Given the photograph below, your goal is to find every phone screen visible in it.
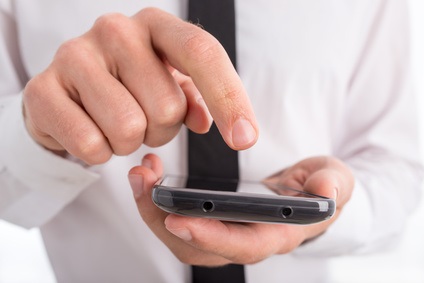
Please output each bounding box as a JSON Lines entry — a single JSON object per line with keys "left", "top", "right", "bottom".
{"left": 159, "top": 175, "right": 326, "bottom": 199}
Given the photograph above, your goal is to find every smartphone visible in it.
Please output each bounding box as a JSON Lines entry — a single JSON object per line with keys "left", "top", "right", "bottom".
{"left": 152, "top": 175, "right": 335, "bottom": 225}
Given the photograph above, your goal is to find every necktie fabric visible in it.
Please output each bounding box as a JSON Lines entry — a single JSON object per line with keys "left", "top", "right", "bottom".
{"left": 187, "top": 1, "right": 246, "bottom": 283}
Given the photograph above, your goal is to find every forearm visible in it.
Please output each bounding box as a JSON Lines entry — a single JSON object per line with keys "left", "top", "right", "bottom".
{"left": 0, "top": 94, "right": 99, "bottom": 228}
{"left": 0, "top": 4, "right": 100, "bottom": 228}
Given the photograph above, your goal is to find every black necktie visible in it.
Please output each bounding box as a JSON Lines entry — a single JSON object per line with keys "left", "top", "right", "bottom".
{"left": 187, "top": 1, "right": 245, "bottom": 283}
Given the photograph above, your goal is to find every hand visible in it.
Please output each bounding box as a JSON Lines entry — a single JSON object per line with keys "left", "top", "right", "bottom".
{"left": 128, "top": 154, "right": 354, "bottom": 266}
{"left": 23, "top": 8, "right": 258, "bottom": 165}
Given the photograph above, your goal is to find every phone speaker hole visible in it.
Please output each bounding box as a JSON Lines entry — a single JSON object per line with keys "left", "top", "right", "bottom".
{"left": 281, "top": 207, "right": 293, "bottom": 218}
{"left": 202, "top": 201, "right": 215, "bottom": 212}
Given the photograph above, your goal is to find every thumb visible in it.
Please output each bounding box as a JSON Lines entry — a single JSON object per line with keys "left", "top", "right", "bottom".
{"left": 303, "top": 168, "right": 349, "bottom": 207}
{"left": 128, "top": 153, "right": 163, "bottom": 200}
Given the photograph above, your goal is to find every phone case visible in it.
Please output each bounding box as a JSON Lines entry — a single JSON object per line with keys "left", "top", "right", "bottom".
{"left": 152, "top": 176, "right": 335, "bottom": 225}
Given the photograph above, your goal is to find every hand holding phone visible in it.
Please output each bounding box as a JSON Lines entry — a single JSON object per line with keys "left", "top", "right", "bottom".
{"left": 129, "top": 154, "right": 354, "bottom": 266}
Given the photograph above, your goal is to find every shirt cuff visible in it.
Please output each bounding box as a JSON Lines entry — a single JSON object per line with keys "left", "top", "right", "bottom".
{"left": 0, "top": 94, "right": 99, "bottom": 228}
{"left": 292, "top": 179, "right": 374, "bottom": 257}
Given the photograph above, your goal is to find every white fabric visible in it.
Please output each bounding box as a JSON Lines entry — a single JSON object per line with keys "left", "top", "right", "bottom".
{"left": 0, "top": 1, "right": 422, "bottom": 282}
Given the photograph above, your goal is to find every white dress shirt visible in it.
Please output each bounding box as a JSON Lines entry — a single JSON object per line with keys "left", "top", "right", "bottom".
{"left": 0, "top": 1, "right": 422, "bottom": 282}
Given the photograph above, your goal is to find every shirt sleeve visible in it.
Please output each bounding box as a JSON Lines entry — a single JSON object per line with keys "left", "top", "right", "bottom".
{"left": 0, "top": 3, "right": 99, "bottom": 229}
{"left": 294, "top": 0, "right": 424, "bottom": 256}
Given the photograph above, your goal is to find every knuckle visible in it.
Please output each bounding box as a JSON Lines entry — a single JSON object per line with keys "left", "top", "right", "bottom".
{"left": 54, "top": 38, "right": 97, "bottom": 82}
{"left": 92, "top": 13, "right": 136, "bottom": 50}
{"left": 55, "top": 38, "right": 89, "bottom": 65}
{"left": 86, "top": 155, "right": 112, "bottom": 166}
{"left": 23, "top": 75, "right": 42, "bottom": 105}
{"left": 158, "top": 103, "right": 186, "bottom": 128}
{"left": 111, "top": 117, "right": 146, "bottom": 155}
{"left": 94, "top": 13, "right": 130, "bottom": 33}
{"left": 182, "top": 31, "right": 223, "bottom": 64}
{"left": 276, "top": 244, "right": 297, "bottom": 256}
{"left": 174, "top": 253, "right": 194, "bottom": 265}
{"left": 115, "top": 113, "right": 146, "bottom": 142}
{"left": 137, "top": 7, "right": 163, "bottom": 20}
{"left": 229, "top": 250, "right": 262, "bottom": 265}
{"left": 72, "top": 133, "right": 110, "bottom": 165}
{"left": 213, "top": 84, "right": 242, "bottom": 109}
{"left": 155, "top": 98, "right": 186, "bottom": 128}
{"left": 76, "top": 136, "right": 103, "bottom": 158}
{"left": 107, "top": 113, "right": 147, "bottom": 155}
{"left": 173, "top": 252, "right": 223, "bottom": 266}
{"left": 23, "top": 72, "right": 56, "bottom": 114}
{"left": 143, "top": 128, "right": 179, "bottom": 148}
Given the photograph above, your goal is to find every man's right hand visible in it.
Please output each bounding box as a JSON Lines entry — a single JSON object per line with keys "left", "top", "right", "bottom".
{"left": 23, "top": 8, "right": 258, "bottom": 165}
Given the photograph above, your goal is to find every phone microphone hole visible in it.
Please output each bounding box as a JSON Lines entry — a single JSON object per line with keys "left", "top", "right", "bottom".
{"left": 202, "top": 201, "right": 215, "bottom": 212}
{"left": 281, "top": 207, "right": 293, "bottom": 218}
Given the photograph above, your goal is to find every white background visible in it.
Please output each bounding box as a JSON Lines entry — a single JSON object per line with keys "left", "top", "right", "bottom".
{"left": 1, "top": 1, "right": 424, "bottom": 282}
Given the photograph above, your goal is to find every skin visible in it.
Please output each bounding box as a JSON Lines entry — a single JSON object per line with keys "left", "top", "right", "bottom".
{"left": 128, "top": 154, "right": 354, "bottom": 266}
{"left": 23, "top": 8, "right": 258, "bottom": 165}
{"left": 22, "top": 7, "right": 354, "bottom": 266}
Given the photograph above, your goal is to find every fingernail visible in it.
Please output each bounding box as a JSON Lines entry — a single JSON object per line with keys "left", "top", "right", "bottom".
{"left": 196, "top": 97, "right": 207, "bottom": 107}
{"left": 232, "top": 118, "right": 257, "bottom": 148}
{"left": 333, "top": 187, "right": 339, "bottom": 200}
{"left": 128, "top": 174, "right": 143, "bottom": 199}
{"left": 142, "top": 157, "right": 152, "bottom": 169}
{"left": 167, "top": 227, "right": 192, "bottom": 242}
{"left": 197, "top": 97, "right": 213, "bottom": 125}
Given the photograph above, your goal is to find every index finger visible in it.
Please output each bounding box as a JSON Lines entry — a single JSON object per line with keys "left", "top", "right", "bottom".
{"left": 164, "top": 215, "right": 304, "bottom": 264}
{"left": 132, "top": 8, "right": 258, "bottom": 150}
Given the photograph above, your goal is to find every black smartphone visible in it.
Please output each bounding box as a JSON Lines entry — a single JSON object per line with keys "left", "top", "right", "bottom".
{"left": 152, "top": 175, "right": 336, "bottom": 225}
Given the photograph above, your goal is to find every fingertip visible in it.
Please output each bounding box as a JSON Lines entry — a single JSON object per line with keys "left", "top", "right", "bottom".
{"left": 184, "top": 92, "right": 214, "bottom": 134}
{"left": 142, "top": 153, "right": 164, "bottom": 177}
{"left": 231, "top": 118, "right": 258, "bottom": 150}
{"left": 142, "top": 153, "right": 159, "bottom": 163}
{"left": 333, "top": 187, "right": 339, "bottom": 200}
{"left": 164, "top": 214, "right": 193, "bottom": 242}
{"left": 303, "top": 169, "right": 341, "bottom": 200}
{"left": 127, "top": 164, "right": 146, "bottom": 176}
{"left": 127, "top": 164, "right": 159, "bottom": 200}
{"left": 128, "top": 173, "right": 144, "bottom": 199}
{"left": 141, "top": 156, "right": 153, "bottom": 169}
{"left": 165, "top": 214, "right": 221, "bottom": 243}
